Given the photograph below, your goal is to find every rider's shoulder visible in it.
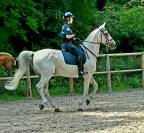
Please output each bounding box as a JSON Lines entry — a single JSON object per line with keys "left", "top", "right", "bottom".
{"left": 62, "top": 23, "right": 70, "bottom": 30}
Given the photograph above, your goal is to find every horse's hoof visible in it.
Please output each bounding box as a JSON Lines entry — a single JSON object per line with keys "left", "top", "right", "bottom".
{"left": 86, "top": 99, "right": 90, "bottom": 105}
{"left": 78, "top": 108, "right": 84, "bottom": 112}
{"left": 39, "top": 104, "right": 44, "bottom": 110}
{"left": 55, "top": 108, "right": 62, "bottom": 112}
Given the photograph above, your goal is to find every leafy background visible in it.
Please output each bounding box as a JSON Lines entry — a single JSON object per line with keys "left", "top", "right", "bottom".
{"left": 0, "top": 0, "right": 144, "bottom": 55}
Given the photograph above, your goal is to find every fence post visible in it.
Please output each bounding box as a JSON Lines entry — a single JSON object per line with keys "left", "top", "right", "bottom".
{"left": 142, "top": 53, "right": 144, "bottom": 88}
{"left": 69, "top": 78, "right": 74, "bottom": 95}
{"left": 26, "top": 67, "right": 32, "bottom": 98}
{"left": 106, "top": 54, "right": 112, "bottom": 92}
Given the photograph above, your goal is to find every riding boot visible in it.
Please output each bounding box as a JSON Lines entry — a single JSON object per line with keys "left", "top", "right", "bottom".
{"left": 78, "top": 63, "right": 85, "bottom": 77}
{"left": 78, "top": 68, "right": 84, "bottom": 77}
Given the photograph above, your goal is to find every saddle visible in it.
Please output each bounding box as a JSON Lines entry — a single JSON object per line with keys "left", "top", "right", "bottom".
{"left": 62, "top": 46, "right": 87, "bottom": 66}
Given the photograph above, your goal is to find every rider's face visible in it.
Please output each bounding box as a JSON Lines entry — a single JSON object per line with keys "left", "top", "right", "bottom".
{"left": 67, "top": 17, "right": 73, "bottom": 24}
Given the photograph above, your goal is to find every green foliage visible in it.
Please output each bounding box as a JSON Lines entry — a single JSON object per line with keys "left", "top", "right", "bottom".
{"left": 0, "top": 0, "right": 42, "bottom": 53}
{"left": 96, "top": 55, "right": 142, "bottom": 92}
{"left": 26, "top": 17, "right": 39, "bottom": 33}
{"left": 49, "top": 77, "right": 70, "bottom": 95}
{"left": 120, "top": 6, "right": 144, "bottom": 33}
{"left": 112, "top": 73, "right": 142, "bottom": 91}
{"left": 110, "top": 56, "right": 141, "bottom": 70}
{"left": 0, "top": 0, "right": 143, "bottom": 52}
{"left": 108, "top": 0, "right": 130, "bottom": 5}
{"left": 117, "top": 6, "right": 144, "bottom": 51}
{"left": 95, "top": 3, "right": 144, "bottom": 52}
{"left": 16, "top": 80, "right": 28, "bottom": 96}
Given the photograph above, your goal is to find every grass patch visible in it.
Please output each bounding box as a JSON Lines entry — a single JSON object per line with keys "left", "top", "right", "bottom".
{"left": 0, "top": 94, "right": 24, "bottom": 101}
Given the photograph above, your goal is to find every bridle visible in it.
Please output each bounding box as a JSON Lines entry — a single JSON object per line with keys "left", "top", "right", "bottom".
{"left": 82, "top": 29, "right": 114, "bottom": 58}
{"left": 99, "top": 29, "right": 114, "bottom": 47}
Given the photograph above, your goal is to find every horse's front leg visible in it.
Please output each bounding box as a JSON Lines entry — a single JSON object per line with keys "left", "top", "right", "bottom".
{"left": 90, "top": 76, "right": 98, "bottom": 99}
{"left": 78, "top": 74, "right": 92, "bottom": 111}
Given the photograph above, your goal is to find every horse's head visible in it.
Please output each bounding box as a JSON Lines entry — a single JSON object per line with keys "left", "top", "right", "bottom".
{"left": 98, "top": 22, "right": 116, "bottom": 50}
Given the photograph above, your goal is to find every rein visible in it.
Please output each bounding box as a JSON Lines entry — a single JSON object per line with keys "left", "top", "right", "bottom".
{"left": 81, "top": 33, "right": 102, "bottom": 59}
{"left": 84, "top": 40, "right": 100, "bottom": 45}
{"left": 81, "top": 43, "right": 98, "bottom": 58}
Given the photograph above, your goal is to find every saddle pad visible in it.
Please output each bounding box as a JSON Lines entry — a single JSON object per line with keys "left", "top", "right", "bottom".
{"left": 62, "top": 51, "right": 77, "bottom": 65}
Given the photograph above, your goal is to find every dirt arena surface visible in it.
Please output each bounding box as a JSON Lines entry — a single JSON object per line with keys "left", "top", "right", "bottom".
{"left": 0, "top": 89, "right": 144, "bottom": 133}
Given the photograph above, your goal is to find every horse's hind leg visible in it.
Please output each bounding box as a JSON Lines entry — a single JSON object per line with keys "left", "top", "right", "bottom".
{"left": 36, "top": 78, "right": 48, "bottom": 110}
{"left": 35, "top": 75, "right": 53, "bottom": 110}
{"left": 90, "top": 76, "right": 98, "bottom": 99}
{"left": 43, "top": 83, "right": 61, "bottom": 112}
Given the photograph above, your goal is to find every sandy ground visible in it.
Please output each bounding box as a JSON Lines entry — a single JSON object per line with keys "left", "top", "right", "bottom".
{"left": 1, "top": 90, "right": 144, "bottom": 133}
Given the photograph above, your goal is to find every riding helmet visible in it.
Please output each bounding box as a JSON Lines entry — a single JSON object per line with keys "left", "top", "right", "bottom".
{"left": 63, "top": 12, "right": 74, "bottom": 19}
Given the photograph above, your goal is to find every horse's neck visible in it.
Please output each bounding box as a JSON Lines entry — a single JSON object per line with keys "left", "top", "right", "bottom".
{"left": 85, "top": 43, "right": 100, "bottom": 57}
{"left": 84, "top": 31, "right": 101, "bottom": 58}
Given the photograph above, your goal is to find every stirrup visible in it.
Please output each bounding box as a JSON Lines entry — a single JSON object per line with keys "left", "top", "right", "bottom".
{"left": 78, "top": 70, "right": 86, "bottom": 77}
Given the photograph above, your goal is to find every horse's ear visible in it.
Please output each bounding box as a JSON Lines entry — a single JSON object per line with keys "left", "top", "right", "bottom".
{"left": 99, "top": 22, "right": 106, "bottom": 29}
{"left": 103, "top": 22, "right": 106, "bottom": 27}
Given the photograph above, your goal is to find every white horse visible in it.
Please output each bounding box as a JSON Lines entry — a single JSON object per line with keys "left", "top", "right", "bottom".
{"left": 5, "top": 23, "right": 116, "bottom": 111}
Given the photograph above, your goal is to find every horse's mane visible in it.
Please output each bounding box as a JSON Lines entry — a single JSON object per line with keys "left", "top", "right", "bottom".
{"left": 85, "top": 28, "right": 99, "bottom": 42}
{"left": 0, "top": 52, "right": 13, "bottom": 57}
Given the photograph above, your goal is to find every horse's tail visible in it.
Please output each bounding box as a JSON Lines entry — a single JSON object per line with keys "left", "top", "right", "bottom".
{"left": 5, "top": 51, "right": 34, "bottom": 90}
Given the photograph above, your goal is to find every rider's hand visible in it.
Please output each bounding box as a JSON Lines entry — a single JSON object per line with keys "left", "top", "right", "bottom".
{"left": 72, "top": 37, "right": 81, "bottom": 44}
{"left": 73, "top": 33, "right": 76, "bottom": 38}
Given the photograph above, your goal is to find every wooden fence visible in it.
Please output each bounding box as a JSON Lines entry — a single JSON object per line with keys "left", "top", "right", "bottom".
{"left": 98, "top": 52, "right": 144, "bottom": 91}
{"left": 0, "top": 52, "right": 144, "bottom": 97}
{"left": 69, "top": 52, "right": 144, "bottom": 94}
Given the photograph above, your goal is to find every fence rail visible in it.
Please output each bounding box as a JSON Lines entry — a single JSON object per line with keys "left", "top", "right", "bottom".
{"left": 96, "top": 52, "right": 144, "bottom": 93}
{"left": 1, "top": 52, "right": 144, "bottom": 97}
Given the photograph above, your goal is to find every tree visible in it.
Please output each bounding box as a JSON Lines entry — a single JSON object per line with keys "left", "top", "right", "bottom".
{"left": 0, "top": 0, "right": 42, "bottom": 54}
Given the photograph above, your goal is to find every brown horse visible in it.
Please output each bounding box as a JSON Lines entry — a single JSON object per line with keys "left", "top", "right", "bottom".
{"left": 0, "top": 52, "right": 16, "bottom": 76}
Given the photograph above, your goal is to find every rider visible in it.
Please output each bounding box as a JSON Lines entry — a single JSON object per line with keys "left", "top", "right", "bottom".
{"left": 60, "top": 12, "right": 84, "bottom": 76}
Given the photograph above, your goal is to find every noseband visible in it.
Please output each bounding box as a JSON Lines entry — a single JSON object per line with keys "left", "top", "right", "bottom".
{"left": 99, "top": 29, "right": 113, "bottom": 48}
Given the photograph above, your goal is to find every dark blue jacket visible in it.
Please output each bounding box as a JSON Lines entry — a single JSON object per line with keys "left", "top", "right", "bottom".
{"left": 60, "top": 23, "right": 74, "bottom": 45}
